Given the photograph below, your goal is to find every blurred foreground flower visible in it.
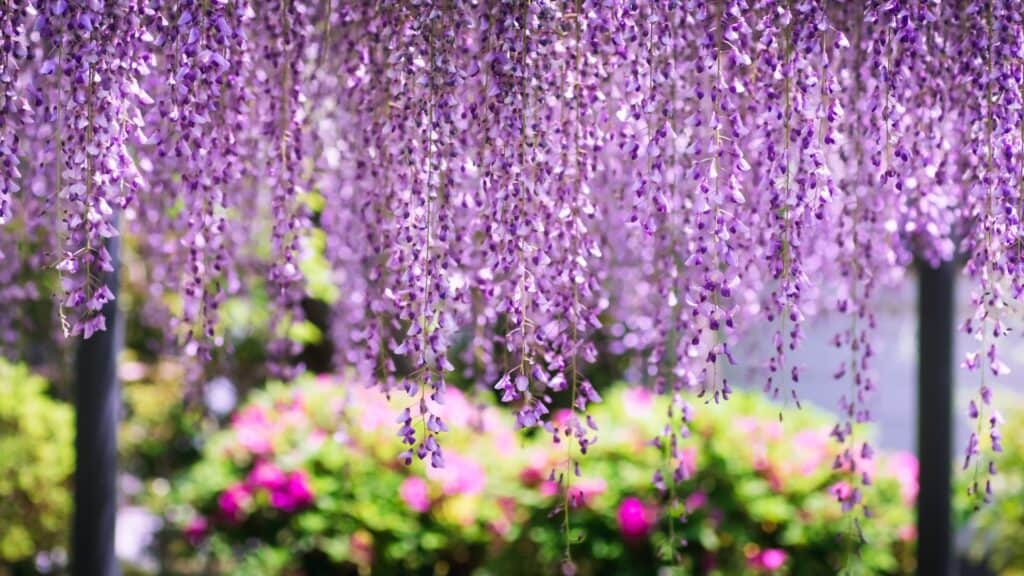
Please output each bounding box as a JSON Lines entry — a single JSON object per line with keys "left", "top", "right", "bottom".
{"left": 617, "top": 497, "right": 655, "bottom": 540}
{"left": 748, "top": 547, "right": 788, "bottom": 571}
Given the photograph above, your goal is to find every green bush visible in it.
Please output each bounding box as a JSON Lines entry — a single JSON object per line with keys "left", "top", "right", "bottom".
{"left": 167, "top": 376, "right": 916, "bottom": 575}
{"left": 959, "top": 393, "right": 1024, "bottom": 575}
{"left": 0, "top": 361, "right": 74, "bottom": 566}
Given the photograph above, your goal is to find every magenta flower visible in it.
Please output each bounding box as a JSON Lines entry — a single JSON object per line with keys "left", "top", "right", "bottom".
{"left": 184, "top": 516, "right": 209, "bottom": 546}
{"left": 748, "top": 548, "right": 788, "bottom": 571}
{"left": 760, "top": 549, "right": 787, "bottom": 570}
{"left": 617, "top": 497, "right": 654, "bottom": 540}
{"left": 268, "top": 471, "right": 315, "bottom": 513}
{"left": 538, "top": 480, "right": 559, "bottom": 499}
{"left": 218, "top": 483, "right": 251, "bottom": 523}
{"left": 519, "top": 455, "right": 547, "bottom": 486}
{"left": 399, "top": 477, "right": 431, "bottom": 513}
{"left": 684, "top": 490, "right": 708, "bottom": 513}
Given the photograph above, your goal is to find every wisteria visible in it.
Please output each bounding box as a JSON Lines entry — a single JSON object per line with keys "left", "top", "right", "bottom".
{"left": 3, "top": 0, "right": 1024, "bottom": 560}
{"left": 34, "top": 1, "right": 146, "bottom": 339}
{"left": 0, "top": 0, "right": 29, "bottom": 229}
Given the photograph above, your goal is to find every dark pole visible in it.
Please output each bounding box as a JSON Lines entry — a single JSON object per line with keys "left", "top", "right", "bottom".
{"left": 73, "top": 227, "right": 121, "bottom": 576}
{"left": 916, "top": 260, "right": 955, "bottom": 576}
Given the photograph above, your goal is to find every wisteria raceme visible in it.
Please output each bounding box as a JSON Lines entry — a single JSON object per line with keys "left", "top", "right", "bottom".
{"left": 255, "top": 0, "right": 311, "bottom": 381}
{"left": 956, "top": 0, "right": 1024, "bottom": 506}
{"left": 0, "top": 0, "right": 30, "bottom": 230}
{"left": 0, "top": 1, "right": 34, "bottom": 350}
{"left": 137, "top": 0, "right": 253, "bottom": 360}
{"left": 316, "top": 4, "right": 399, "bottom": 381}
{"left": 38, "top": 0, "right": 147, "bottom": 339}
{"left": 6, "top": 0, "right": 1024, "bottom": 558}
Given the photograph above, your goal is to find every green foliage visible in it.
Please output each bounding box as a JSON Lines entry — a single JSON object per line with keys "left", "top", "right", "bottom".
{"left": 0, "top": 361, "right": 74, "bottom": 564}
{"left": 168, "top": 378, "right": 916, "bottom": 575}
{"left": 119, "top": 355, "right": 205, "bottom": 483}
{"left": 959, "top": 393, "right": 1024, "bottom": 575}
{"left": 299, "top": 225, "right": 340, "bottom": 306}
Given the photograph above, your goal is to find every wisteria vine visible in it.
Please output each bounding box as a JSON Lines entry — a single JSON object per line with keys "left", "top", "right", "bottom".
{"left": 3, "top": 0, "right": 1024, "bottom": 565}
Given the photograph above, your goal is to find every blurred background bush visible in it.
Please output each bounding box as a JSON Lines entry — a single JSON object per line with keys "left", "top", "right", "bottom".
{"left": 0, "top": 361, "right": 74, "bottom": 575}
{"left": 958, "top": 394, "right": 1024, "bottom": 576}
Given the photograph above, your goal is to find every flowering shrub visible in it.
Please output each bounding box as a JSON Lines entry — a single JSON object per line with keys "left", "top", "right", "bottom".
{"left": 169, "top": 377, "right": 916, "bottom": 575}
{"left": 167, "top": 374, "right": 529, "bottom": 574}
{"left": 507, "top": 387, "right": 917, "bottom": 575}
{"left": 0, "top": 361, "right": 73, "bottom": 566}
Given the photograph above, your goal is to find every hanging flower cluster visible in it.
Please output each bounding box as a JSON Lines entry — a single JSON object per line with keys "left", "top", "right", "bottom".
{"left": 3, "top": 0, "right": 1024, "bottom": 535}
{"left": 145, "top": 0, "right": 254, "bottom": 360}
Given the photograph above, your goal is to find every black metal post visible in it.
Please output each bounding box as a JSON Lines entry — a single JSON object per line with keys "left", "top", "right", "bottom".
{"left": 917, "top": 260, "right": 955, "bottom": 576}
{"left": 73, "top": 229, "right": 121, "bottom": 576}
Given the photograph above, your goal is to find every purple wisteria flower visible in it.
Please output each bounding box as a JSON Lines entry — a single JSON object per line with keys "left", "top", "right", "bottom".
{"left": 3, "top": 0, "right": 1024, "bottom": 561}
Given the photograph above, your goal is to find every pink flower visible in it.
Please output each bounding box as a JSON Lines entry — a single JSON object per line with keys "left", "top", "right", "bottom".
{"left": 552, "top": 409, "right": 574, "bottom": 427}
{"left": 218, "top": 483, "right": 251, "bottom": 522}
{"left": 678, "top": 446, "right": 697, "bottom": 480}
{"left": 489, "top": 497, "right": 518, "bottom": 537}
{"left": 484, "top": 410, "right": 519, "bottom": 453}
{"left": 760, "top": 549, "right": 787, "bottom": 570}
{"left": 793, "top": 429, "right": 830, "bottom": 474}
{"left": 288, "top": 390, "right": 306, "bottom": 410}
{"left": 898, "top": 524, "right": 916, "bottom": 542}
{"left": 433, "top": 387, "right": 473, "bottom": 427}
{"left": 622, "top": 386, "right": 653, "bottom": 418}
{"left": 232, "top": 405, "right": 269, "bottom": 427}
{"left": 290, "top": 471, "right": 315, "bottom": 502}
{"left": 233, "top": 406, "right": 273, "bottom": 455}
{"left": 617, "top": 497, "right": 654, "bottom": 539}
{"left": 248, "top": 461, "right": 287, "bottom": 491}
{"left": 400, "top": 476, "right": 431, "bottom": 513}
{"left": 269, "top": 470, "right": 315, "bottom": 512}
{"left": 886, "top": 451, "right": 919, "bottom": 505}
{"left": 521, "top": 451, "right": 560, "bottom": 486}
{"left": 567, "top": 477, "right": 608, "bottom": 507}
{"left": 184, "top": 516, "right": 208, "bottom": 545}
{"left": 279, "top": 408, "right": 308, "bottom": 430}
{"left": 685, "top": 490, "right": 707, "bottom": 512}
{"left": 829, "top": 481, "right": 852, "bottom": 501}
{"left": 426, "top": 452, "right": 486, "bottom": 496}
{"left": 347, "top": 386, "right": 395, "bottom": 432}
{"left": 748, "top": 548, "right": 787, "bottom": 571}
{"left": 309, "top": 429, "right": 328, "bottom": 449}
{"left": 520, "top": 462, "right": 546, "bottom": 485}
{"left": 539, "top": 480, "right": 559, "bottom": 498}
